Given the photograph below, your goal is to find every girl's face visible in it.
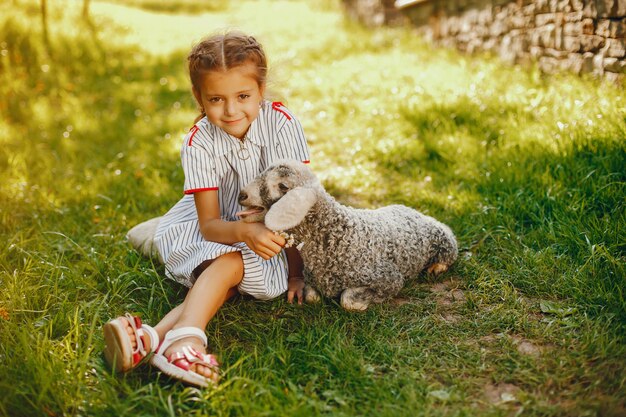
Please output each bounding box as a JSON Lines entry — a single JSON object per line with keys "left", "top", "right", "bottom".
{"left": 193, "top": 62, "right": 265, "bottom": 140}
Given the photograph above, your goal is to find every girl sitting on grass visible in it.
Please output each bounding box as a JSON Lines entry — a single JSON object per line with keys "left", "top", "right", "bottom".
{"left": 103, "top": 31, "right": 310, "bottom": 388}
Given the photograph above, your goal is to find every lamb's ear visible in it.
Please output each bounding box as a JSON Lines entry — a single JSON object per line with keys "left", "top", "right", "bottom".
{"left": 265, "top": 187, "right": 317, "bottom": 231}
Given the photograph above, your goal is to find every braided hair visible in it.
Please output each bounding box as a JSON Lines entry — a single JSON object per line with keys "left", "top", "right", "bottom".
{"left": 188, "top": 32, "right": 268, "bottom": 121}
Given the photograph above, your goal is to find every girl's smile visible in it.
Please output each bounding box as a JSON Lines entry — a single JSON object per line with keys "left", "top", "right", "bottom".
{"left": 223, "top": 117, "right": 244, "bottom": 124}
{"left": 193, "top": 62, "right": 265, "bottom": 140}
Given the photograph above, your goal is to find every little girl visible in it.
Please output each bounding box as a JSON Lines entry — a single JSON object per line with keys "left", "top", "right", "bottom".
{"left": 103, "top": 31, "right": 310, "bottom": 387}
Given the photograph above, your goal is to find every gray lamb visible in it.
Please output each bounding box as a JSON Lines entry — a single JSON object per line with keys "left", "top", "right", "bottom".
{"left": 237, "top": 159, "right": 458, "bottom": 311}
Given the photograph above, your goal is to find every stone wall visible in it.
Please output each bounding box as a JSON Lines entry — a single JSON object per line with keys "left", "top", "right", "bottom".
{"left": 342, "top": 0, "right": 626, "bottom": 82}
{"left": 342, "top": 0, "right": 407, "bottom": 26}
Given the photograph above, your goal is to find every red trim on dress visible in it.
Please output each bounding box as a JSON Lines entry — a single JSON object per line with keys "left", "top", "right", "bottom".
{"left": 184, "top": 187, "right": 218, "bottom": 194}
{"left": 187, "top": 125, "right": 200, "bottom": 146}
{"left": 271, "top": 102, "right": 292, "bottom": 120}
{"left": 302, "top": 160, "right": 310, "bottom": 164}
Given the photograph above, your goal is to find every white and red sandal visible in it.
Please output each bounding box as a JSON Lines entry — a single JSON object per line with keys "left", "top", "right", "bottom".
{"left": 150, "top": 327, "right": 219, "bottom": 388}
{"left": 103, "top": 313, "right": 160, "bottom": 372}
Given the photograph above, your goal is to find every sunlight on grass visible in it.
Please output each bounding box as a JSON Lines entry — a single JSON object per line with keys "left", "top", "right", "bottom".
{"left": 1, "top": 0, "right": 625, "bottom": 416}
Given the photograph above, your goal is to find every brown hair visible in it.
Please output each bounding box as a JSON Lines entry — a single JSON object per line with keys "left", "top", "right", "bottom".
{"left": 188, "top": 31, "right": 268, "bottom": 121}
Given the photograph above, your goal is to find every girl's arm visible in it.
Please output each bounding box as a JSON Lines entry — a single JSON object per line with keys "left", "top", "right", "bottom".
{"left": 194, "top": 190, "right": 285, "bottom": 260}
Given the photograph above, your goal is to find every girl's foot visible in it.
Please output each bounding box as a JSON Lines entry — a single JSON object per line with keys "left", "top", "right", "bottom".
{"left": 103, "top": 314, "right": 159, "bottom": 372}
{"left": 150, "top": 327, "right": 219, "bottom": 387}
{"left": 163, "top": 337, "right": 219, "bottom": 381}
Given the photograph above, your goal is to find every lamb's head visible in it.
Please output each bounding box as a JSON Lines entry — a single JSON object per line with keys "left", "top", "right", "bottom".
{"left": 237, "top": 159, "right": 319, "bottom": 231}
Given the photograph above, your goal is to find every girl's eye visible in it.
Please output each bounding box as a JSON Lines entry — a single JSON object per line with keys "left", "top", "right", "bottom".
{"left": 239, "top": 94, "right": 250, "bottom": 100}
{"left": 208, "top": 97, "right": 222, "bottom": 103}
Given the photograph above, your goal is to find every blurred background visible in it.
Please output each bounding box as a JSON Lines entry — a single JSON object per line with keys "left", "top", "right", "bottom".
{"left": 1, "top": 1, "right": 624, "bottom": 416}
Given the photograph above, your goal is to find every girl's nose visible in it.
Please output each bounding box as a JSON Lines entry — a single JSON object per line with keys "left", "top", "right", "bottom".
{"left": 225, "top": 100, "right": 237, "bottom": 116}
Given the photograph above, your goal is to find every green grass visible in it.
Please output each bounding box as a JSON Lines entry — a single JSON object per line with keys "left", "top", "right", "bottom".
{"left": 1, "top": 0, "right": 625, "bottom": 416}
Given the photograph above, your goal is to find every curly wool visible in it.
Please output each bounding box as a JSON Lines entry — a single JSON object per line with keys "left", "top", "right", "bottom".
{"left": 294, "top": 190, "right": 457, "bottom": 301}
{"left": 239, "top": 160, "right": 459, "bottom": 305}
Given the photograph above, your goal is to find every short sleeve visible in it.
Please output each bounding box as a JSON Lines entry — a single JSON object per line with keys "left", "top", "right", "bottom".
{"left": 181, "top": 127, "right": 219, "bottom": 194}
{"left": 275, "top": 114, "right": 310, "bottom": 163}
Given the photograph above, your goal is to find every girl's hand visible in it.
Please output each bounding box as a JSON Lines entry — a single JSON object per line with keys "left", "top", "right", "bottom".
{"left": 241, "top": 222, "right": 285, "bottom": 260}
{"left": 287, "top": 277, "right": 305, "bottom": 305}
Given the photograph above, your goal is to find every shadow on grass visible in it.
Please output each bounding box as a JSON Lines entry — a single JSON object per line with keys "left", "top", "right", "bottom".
{"left": 370, "top": 97, "right": 625, "bottom": 325}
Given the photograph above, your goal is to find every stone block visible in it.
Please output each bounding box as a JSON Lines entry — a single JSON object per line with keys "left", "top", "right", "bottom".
{"left": 510, "top": 12, "right": 530, "bottom": 28}
{"left": 549, "top": 0, "right": 558, "bottom": 12}
{"left": 555, "top": 21, "right": 564, "bottom": 48}
{"left": 530, "top": 45, "right": 545, "bottom": 57}
{"left": 467, "top": 38, "right": 483, "bottom": 53}
{"left": 548, "top": 0, "right": 572, "bottom": 13}
{"left": 580, "top": 34, "right": 607, "bottom": 51}
{"left": 570, "top": 0, "right": 584, "bottom": 11}
{"left": 523, "top": 3, "right": 536, "bottom": 16}
{"left": 609, "top": 18, "right": 625, "bottom": 38}
{"left": 581, "top": 51, "right": 596, "bottom": 72}
{"left": 582, "top": 18, "right": 595, "bottom": 34}
{"left": 499, "top": 34, "right": 518, "bottom": 63}
{"left": 604, "top": 57, "right": 626, "bottom": 72}
{"left": 595, "top": 0, "right": 626, "bottom": 18}
{"left": 563, "top": 35, "right": 583, "bottom": 51}
{"left": 564, "top": 21, "right": 583, "bottom": 35}
{"left": 557, "top": 0, "right": 573, "bottom": 12}
{"left": 535, "top": 0, "right": 551, "bottom": 13}
{"left": 536, "top": 13, "right": 556, "bottom": 25}
{"left": 460, "top": 16, "right": 473, "bottom": 32}
{"left": 491, "top": 19, "right": 509, "bottom": 36}
{"left": 607, "top": 38, "right": 626, "bottom": 57}
{"left": 593, "top": 52, "right": 605, "bottom": 74}
{"left": 582, "top": 1, "right": 597, "bottom": 18}
{"left": 545, "top": 47, "right": 571, "bottom": 57}
{"left": 539, "top": 55, "right": 560, "bottom": 72}
{"left": 464, "top": 9, "right": 480, "bottom": 24}
{"left": 478, "top": 7, "right": 493, "bottom": 25}
{"left": 504, "top": 2, "right": 521, "bottom": 13}
{"left": 402, "top": 1, "right": 435, "bottom": 26}
{"left": 539, "top": 24, "right": 558, "bottom": 47}
{"left": 530, "top": 29, "right": 541, "bottom": 45}
{"left": 457, "top": 31, "right": 474, "bottom": 44}
{"left": 596, "top": 19, "right": 611, "bottom": 37}
{"left": 564, "top": 11, "right": 584, "bottom": 22}
{"left": 476, "top": 24, "right": 491, "bottom": 37}
{"left": 483, "top": 37, "right": 499, "bottom": 51}
{"left": 567, "top": 52, "right": 584, "bottom": 73}
{"left": 603, "top": 71, "right": 623, "bottom": 83}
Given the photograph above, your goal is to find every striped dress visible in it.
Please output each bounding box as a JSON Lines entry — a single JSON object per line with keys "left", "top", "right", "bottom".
{"left": 154, "top": 101, "right": 310, "bottom": 300}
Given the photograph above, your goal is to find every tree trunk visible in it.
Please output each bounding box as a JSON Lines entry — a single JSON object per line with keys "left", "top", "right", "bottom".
{"left": 40, "top": 0, "right": 52, "bottom": 57}
{"left": 40, "top": 0, "right": 48, "bottom": 41}
{"left": 82, "top": 0, "right": 90, "bottom": 19}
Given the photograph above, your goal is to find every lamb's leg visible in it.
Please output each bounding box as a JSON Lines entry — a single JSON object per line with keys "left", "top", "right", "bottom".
{"left": 304, "top": 285, "right": 321, "bottom": 304}
{"left": 341, "top": 266, "right": 405, "bottom": 311}
{"left": 340, "top": 287, "right": 375, "bottom": 311}
{"left": 427, "top": 263, "right": 449, "bottom": 276}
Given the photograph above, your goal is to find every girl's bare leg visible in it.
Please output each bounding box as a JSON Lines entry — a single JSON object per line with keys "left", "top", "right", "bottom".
{"left": 119, "top": 253, "right": 242, "bottom": 378}
{"left": 160, "top": 251, "right": 244, "bottom": 378}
